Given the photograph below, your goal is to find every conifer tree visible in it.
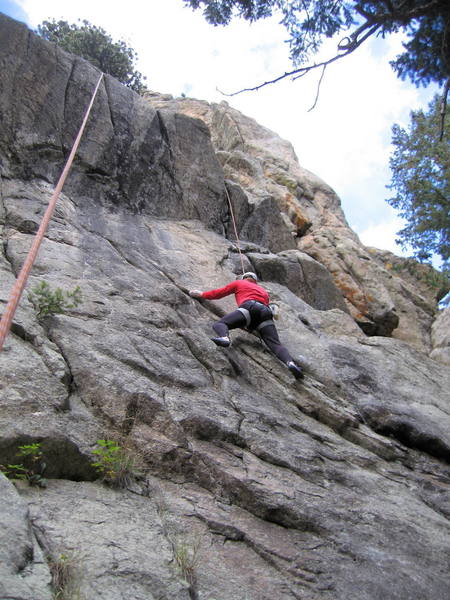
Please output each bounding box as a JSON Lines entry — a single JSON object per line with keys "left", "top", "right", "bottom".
{"left": 388, "top": 95, "right": 449, "bottom": 269}
{"left": 37, "top": 19, "right": 147, "bottom": 94}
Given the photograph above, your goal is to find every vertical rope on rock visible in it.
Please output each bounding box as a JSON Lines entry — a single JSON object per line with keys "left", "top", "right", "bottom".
{"left": 0, "top": 72, "right": 104, "bottom": 351}
{"left": 224, "top": 183, "right": 245, "bottom": 275}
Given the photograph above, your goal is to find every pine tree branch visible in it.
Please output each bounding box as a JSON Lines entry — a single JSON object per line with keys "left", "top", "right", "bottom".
{"left": 218, "top": 23, "right": 380, "bottom": 97}
{"left": 213, "top": 0, "right": 447, "bottom": 104}
{"left": 439, "top": 77, "right": 449, "bottom": 141}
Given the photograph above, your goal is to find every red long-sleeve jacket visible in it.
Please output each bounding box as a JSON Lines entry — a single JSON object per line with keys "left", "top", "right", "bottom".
{"left": 201, "top": 279, "right": 270, "bottom": 307}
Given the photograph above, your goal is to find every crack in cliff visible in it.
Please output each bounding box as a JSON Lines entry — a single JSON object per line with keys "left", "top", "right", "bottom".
{"left": 175, "top": 408, "right": 331, "bottom": 499}
{"left": 31, "top": 519, "right": 52, "bottom": 561}
{"left": 176, "top": 332, "right": 215, "bottom": 385}
{"left": 236, "top": 341, "right": 361, "bottom": 440}
{"left": 103, "top": 75, "right": 117, "bottom": 132}
{"left": 13, "top": 313, "right": 78, "bottom": 411}
{"left": 218, "top": 107, "right": 246, "bottom": 151}
{"left": 154, "top": 111, "right": 189, "bottom": 214}
{"left": 62, "top": 59, "right": 78, "bottom": 152}
{"left": 0, "top": 176, "right": 18, "bottom": 278}
{"left": 171, "top": 442, "right": 327, "bottom": 536}
{"left": 156, "top": 110, "right": 174, "bottom": 161}
{"left": 44, "top": 328, "right": 75, "bottom": 410}
{"left": 103, "top": 339, "right": 201, "bottom": 392}
{"left": 85, "top": 224, "right": 185, "bottom": 289}
{"left": 102, "top": 234, "right": 148, "bottom": 273}
{"left": 227, "top": 397, "right": 246, "bottom": 438}
{"left": 220, "top": 183, "right": 233, "bottom": 235}
{"left": 103, "top": 75, "right": 133, "bottom": 204}
{"left": 152, "top": 485, "right": 205, "bottom": 600}
{"left": 154, "top": 480, "right": 327, "bottom": 598}
{"left": 0, "top": 174, "right": 8, "bottom": 264}
{"left": 0, "top": 183, "right": 74, "bottom": 408}
{"left": 191, "top": 512, "right": 321, "bottom": 597}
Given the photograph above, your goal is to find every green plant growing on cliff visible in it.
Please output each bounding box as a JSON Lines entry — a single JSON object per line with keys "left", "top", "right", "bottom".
{"left": 48, "top": 552, "right": 81, "bottom": 600}
{"left": 37, "top": 19, "right": 147, "bottom": 94}
{"left": 28, "top": 281, "right": 82, "bottom": 319}
{"left": 154, "top": 486, "right": 202, "bottom": 595}
{"left": 91, "top": 439, "right": 139, "bottom": 489}
{"left": 0, "top": 442, "right": 47, "bottom": 488}
{"left": 173, "top": 537, "right": 201, "bottom": 588}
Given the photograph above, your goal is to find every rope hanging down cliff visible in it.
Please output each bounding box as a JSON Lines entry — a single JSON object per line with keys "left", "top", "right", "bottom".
{"left": 0, "top": 72, "right": 104, "bottom": 351}
{"left": 224, "top": 183, "right": 245, "bottom": 275}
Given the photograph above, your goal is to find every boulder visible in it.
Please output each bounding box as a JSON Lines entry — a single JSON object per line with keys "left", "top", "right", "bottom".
{"left": 247, "top": 249, "right": 348, "bottom": 311}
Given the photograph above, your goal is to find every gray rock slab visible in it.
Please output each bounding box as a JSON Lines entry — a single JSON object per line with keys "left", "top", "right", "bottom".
{"left": 24, "top": 480, "right": 191, "bottom": 600}
{"left": 0, "top": 476, "right": 52, "bottom": 599}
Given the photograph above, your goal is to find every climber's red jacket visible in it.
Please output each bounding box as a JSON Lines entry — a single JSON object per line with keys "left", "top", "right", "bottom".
{"left": 201, "top": 279, "right": 270, "bottom": 307}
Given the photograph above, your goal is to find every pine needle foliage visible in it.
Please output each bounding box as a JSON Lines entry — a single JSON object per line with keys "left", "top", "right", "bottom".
{"left": 387, "top": 94, "right": 450, "bottom": 271}
{"left": 28, "top": 281, "right": 82, "bottom": 319}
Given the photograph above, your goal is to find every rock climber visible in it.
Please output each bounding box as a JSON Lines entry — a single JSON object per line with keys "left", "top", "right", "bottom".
{"left": 189, "top": 272, "right": 304, "bottom": 379}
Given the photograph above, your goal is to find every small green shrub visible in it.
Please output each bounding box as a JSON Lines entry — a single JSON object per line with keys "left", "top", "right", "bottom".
{"left": 28, "top": 281, "right": 82, "bottom": 318}
{"left": 91, "top": 439, "right": 138, "bottom": 489}
{"left": 0, "top": 442, "right": 47, "bottom": 487}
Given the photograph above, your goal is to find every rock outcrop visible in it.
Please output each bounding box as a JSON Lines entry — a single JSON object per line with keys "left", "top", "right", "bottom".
{"left": 1, "top": 13, "right": 449, "bottom": 600}
{"left": 146, "top": 93, "right": 448, "bottom": 351}
{"left": 431, "top": 305, "right": 450, "bottom": 366}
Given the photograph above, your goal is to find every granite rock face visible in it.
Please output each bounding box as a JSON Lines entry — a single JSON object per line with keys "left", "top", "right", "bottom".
{"left": 431, "top": 306, "right": 450, "bottom": 366}
{"left": 1, "top": 14, "right": 449, "bottom": 600}
{"left": 0, "top": 16, "right": 227, "bottom": 232}
{"left": 146, "top": 94, "right": 448, "bottom": 352}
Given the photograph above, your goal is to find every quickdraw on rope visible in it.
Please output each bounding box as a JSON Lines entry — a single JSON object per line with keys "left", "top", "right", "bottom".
{"left": 224, "top": 183, "right": 245, "bottom": 275}
{"left": 0, "top": 72, "right": 104, "bottom": 351}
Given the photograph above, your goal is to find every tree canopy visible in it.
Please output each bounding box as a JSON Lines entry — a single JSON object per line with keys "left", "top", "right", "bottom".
{"left": 184, "top": 1, "right": 450, "bottom": 94}
{"left": 387, "top": 94, "right": 449, "bottom": 270}
{"left": 37, "top": 19, "right": 147, "bottom": 94}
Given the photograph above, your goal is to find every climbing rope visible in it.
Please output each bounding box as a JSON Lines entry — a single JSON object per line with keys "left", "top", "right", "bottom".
{"left": 0, "top": 72, "right": 104, "bottom": 351}
{"left": 224, "top": 183, "right": 245, "bottom": 275}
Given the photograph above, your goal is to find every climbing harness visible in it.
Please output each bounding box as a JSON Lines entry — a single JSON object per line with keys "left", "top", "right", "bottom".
{"left": 237, "top": 306, "right": 251, "bottom": 327}
{"left": 0, "top": 72, "right": 104, "bottom": 351}
{"left": 237, "top": 300, "right": 273, "bottom": 332}
{"left": 224, "top": 184, "right": 245, "bottom": 275}
{"left": 256, "top": 319, "right": 274, "bottom": 332}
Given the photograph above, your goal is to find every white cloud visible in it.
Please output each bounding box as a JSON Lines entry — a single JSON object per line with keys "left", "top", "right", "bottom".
{"left": 357, "top": 216, "right": 407, "bottom": 255}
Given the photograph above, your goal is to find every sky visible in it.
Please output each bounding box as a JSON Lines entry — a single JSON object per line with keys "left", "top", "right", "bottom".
{"left": 0, "top": 0, "right": 440, "bottom": 258}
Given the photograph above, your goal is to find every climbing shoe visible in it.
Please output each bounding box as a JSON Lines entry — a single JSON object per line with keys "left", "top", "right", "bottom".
{"left": 287, "top": 361, "right": 304, "bottom": 380}
{"left": 211, "top": 336, "right": 231, "bottom": 348}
